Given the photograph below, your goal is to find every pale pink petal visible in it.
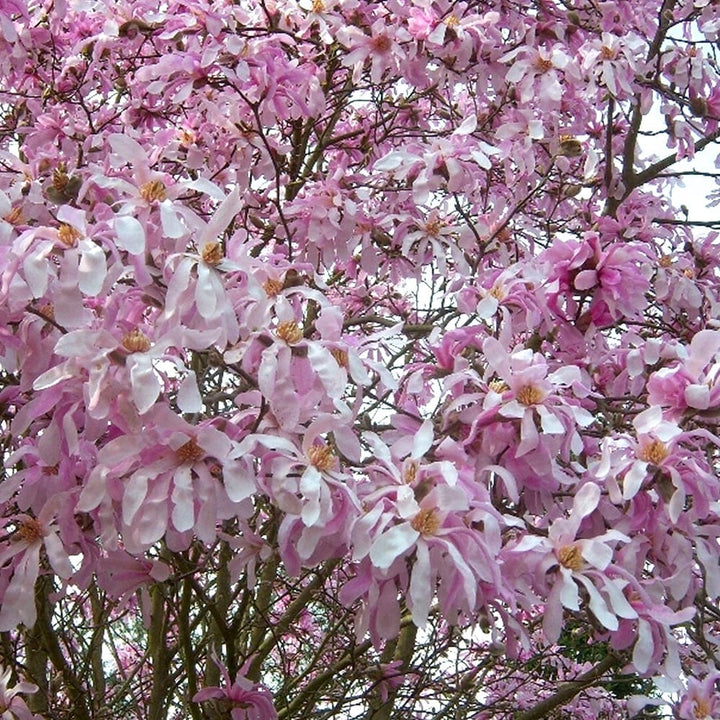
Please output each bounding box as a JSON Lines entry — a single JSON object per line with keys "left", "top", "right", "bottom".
{"left": 409, "top": 541, "right": 432, "bottom": 626}
{"left": 123, "top": 472, "right": 150, "bottom": 525}
{"left": 685, "top": 383, "right": 710, "bottom": 410}
{"left": 370, "top": 523, "right": 419, "bottom": 569}
{"left": 633, "top": 619, "right": 654, "bottom": 673}
{"left": 115, "top": 215, "right": 146, "bottom": 254}
{"left": 44, "top": 532, "right": 72, "bottom": 578}
{"left": 573, "top": 482, "right": 601, "bottom": 517}
{"left": 177, "top": 372, "right": 203, "bottom": 413}
{"left": 576, "top": 574, "right": 618, "bottom": 630}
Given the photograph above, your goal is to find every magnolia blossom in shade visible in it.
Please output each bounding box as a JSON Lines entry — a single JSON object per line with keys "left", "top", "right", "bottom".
{"left": 0, "top": 666, "right": 39, "bottom": 720}
{"left": 193, "top": 660, "right": 278, "bottom": 720}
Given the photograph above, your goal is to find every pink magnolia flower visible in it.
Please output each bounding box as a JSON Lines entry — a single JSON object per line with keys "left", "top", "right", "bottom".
{"left": 543, "top": 232, "right": 651, "bottom": 328}
{"left": 366, "top": 478, "right": 501, "bottom": 627}
{"left": 481, "top": 337, "right": 593, "bottom": 458}
{"left": 501, "top": 44, "right": 572, "bottom": 105}
{"left": 647, "top": 329, "right": 720, "bottom": 416}
{"left": 339, "top": 19, "right": 409, "bottom": 84}
{"left": 0, "top": 500, "right": 73, "bottom": 631}
{"left": 193, "top": 660, "right": 277, "bottom": 720}
{"left": 510, "top": 483, "right": 635, "bottom": 642}
{"left": 677, "top": 672, "right": 720, "bottom": 720}
{"left": 0, "top": 665, "right": 39, "bottom": 720}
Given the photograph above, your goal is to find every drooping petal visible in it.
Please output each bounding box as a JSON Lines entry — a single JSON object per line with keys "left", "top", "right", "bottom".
{"left": 409, "top": 541, "right": 433, "bottom": 627}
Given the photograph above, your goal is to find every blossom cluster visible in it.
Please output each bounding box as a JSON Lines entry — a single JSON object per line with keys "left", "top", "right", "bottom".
{"left": 0, "top": 0, "right": 719, "bottom": 717}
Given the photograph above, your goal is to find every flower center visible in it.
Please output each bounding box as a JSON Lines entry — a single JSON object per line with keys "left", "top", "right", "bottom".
{"left": 516, "top": 384, "right": 544, "bottom": 406}
{"left": 122, "top": 329, "right": 151, "bottom": 353}
{"left": 489, "top": 379, "right": 509, "bottom": 393}
{"left": 330, "top": 347, "right": 348, "bottom": 368}
{"left": 263, "top": 278, "right": 283, "bottom": 297}
{"left": 489, "top": 285, "right": 505, "bottom": 300}
{"left": 307, "top": 443, "right": 335, "bottom": 471}
{"left": 424, "top": 217, "right": 444, "bottom": 237}
{"left": 52, "top": 163, "right": 69, "bottom": 191}
{"left": 600, "top": 45, "right": 616, "bottom": 60}
{"left": 695, "top": 699, "right": 711, "bottom": 718}
{"left": 403, "top": 460, "right": 418, "bottom": 484}
{"left": 371, "top": 34, "right": 392, "bottom": 53}
{"left": 39, "top": 303, "right": 55, "bottom": 321}
{"left": 58, "top": 223, "right": 81, "bottom": 247}
{"left": 312, "top": 0, "right": 325, "bottom": 11}
{"left": 557, "top": 543, "right": 583, "bottom": 571}
{"left": 176, "top": 438, "right": 204, "bottom": 464}
{"left": 444, "top": 15, "right": 459, "bottom": 28}
{"left": 4, "top": 206, "right": 23, "bottom": 225}
{"left": 139, "top": 179, "right": 167, "bottom": 203}
{"left": 638, "top": 439, "right": 669, "bottom": 465}
{"left": 411, "top": 507, "right": 440, "bottom": 536}
{"left": 201, "top": 242, "right": 223, "bottom": 266}
{"left": 535, "top": 56, "right": 553, "bottom": 72}
{"left": 658, "top": 254, "right": 673, "bottom": 268}
{"left": 16, "top": 518, "right": 44, "bottom": 544}
{"left": 276, "top": 321, "right": 303, "bottom": 344}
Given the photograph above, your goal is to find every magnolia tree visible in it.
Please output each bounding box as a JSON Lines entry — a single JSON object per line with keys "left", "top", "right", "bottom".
{"left": 1, "top": 0, "right": 720, "bottom": 717}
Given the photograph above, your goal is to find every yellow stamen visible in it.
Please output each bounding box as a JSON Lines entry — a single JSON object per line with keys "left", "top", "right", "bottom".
{"left": 516, "top": 385, "right": 544, "bottom": 406}
{"left": 276, "top": 321, "right": 303, "bottom": 344}
{"left": 411, "top": 507, "right": 440, "bottom": 536}
{"left": 16, "top": 518, "right": 44, "bottom": 544}
{"left": 638, "top": 439, "right": 668, "bottom": 465}
{"left": 122, "top": 329, "right": 151, "bottom": 353}
{"left": 201, "top": 242, "right": 223, "bottom": 266}
{"left": 58, "top": 223, "right": 81, "bottom": 247}
{"left": 139, "top": 179, "right": 167, "bottom": 203}
{"left": 307, "top": 443, "right": 335, "bottom": 471}
{"left": 557, "top": 543, "right": 583, "bottom": 571}
{"left": 176, "top": 438, "right": 204, "bottom": 464}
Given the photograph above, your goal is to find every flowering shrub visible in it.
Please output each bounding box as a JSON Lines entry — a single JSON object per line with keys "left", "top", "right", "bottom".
{"left": 0, "top": 0, "right": 719, "bottom": 718}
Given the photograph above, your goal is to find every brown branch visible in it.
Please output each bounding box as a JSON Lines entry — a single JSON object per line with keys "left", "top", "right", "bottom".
{"left": 515, "top": 653, "right": 623, "bottom": 720}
